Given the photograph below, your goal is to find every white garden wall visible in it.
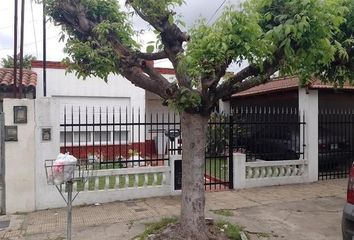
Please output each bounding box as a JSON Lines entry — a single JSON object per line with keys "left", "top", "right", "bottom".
{"left": 233, "top": 153, "right": 309, "bottom": 189}
{"left": 3, "top": 99, "right": 36, "bottom": 213}
{"left": 3, "top": 98, "right": 174, "bottom": 213}
{"left": 2, "top": 90, "right": 319, "bottom": 213}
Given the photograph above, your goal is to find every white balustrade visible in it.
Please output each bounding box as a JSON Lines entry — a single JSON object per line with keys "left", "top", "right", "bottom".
{"left": 233, "top": 153, "right": 309, "bottom": 189}
{"left": 245, "top": 160, "right": 307, "bottom": 179}
{"left": 63, "top": 166, "right": 170, "bottom": 193}
{"left": 54, "top": 166, "right": 172, "bottom": 207}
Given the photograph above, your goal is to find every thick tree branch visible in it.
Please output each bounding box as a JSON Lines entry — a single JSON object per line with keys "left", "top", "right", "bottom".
{"left": 230, "top": 71, "right": 275, "bottom": 94}
{"left": 129, "top": 4, "right": 163, "bottom": 32}
{"left": 52, "top": 0, "right": 179, "bottom": 100}
{"left": 105, "top": 35, "right": 179, "bottom": 99}
{"left": 135, "top": 51, "right": 168, "bottom": 60}
{"left": 209, "top": 69, "right": 276, "bottom": 109}
{"left": 214, "top": 51, "right": 283, "bottom": 102}
{"left": 211, "top": 64, "right": 278, "bottom": 106}
{"left": 121, "top": 66, "right": 178, "bottom": 99}
{"left": 202, "top": 59, "right": 233, "bottom": 96}
{"left": 59, "top": 0, "right": 98, "bottom": 34}
{"left": 127, "top": 0, "right": 190, "bottom": 88}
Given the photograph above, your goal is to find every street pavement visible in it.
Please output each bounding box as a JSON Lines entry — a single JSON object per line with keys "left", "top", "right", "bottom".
{"left": 0, "top": 179, "right": 347, "bottom": 240}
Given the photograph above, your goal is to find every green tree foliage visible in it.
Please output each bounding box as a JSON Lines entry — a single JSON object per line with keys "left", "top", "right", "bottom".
{"left": 206, "top": 113, "right": 229, "bottom": 156}
{"left": 182, "top": 0, "right": 351, "bottom": 87}
{"left": 1, "top": 54, "right": 37, "bottom": 69}
{"left": 46, "top": 0, "right": 138, "bottom": 80}
{"left": 317, "top": 0, "right": 354, "bottom": 85}
{"left": 44, "top": 0, "right": 354, "bottom": 112}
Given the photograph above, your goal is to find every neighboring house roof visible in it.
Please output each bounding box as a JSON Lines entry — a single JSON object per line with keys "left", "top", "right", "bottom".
{"left": 310, "top": 79, "right": 354, "bottom": 90}
{"left": 233, "top": 76, "right": 299, "bottom": 98}
{"left": 0, "top": 68, "right": 37, "bottom": 89}
{"left": 232, "top": 76, "right": 354, "bottom": 98}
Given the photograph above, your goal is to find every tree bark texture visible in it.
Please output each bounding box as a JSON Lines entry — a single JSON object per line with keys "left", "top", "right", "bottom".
{"left": 180, "top": 112, "right": 210, "bottom": 239}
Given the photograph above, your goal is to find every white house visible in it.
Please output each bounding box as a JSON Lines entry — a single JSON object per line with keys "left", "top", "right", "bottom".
{"left": 31, "top": 61, "right": 179, "bottom": 158}
{"left": 32, "top": 60, "right": 175, "bottom": 115}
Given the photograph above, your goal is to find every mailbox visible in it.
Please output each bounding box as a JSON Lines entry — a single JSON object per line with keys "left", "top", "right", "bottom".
{"left": 165, "top": 129, "right": 180, "bottom": 141}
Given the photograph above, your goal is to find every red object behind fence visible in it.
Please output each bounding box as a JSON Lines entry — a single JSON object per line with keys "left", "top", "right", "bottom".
{"left": 60, "top": 140, "right": 157, "bottom": 160}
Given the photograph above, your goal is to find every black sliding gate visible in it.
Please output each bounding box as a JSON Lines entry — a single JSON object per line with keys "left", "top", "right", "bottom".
{"left": 319, "top": 109, "right": 354, "bottom": 180}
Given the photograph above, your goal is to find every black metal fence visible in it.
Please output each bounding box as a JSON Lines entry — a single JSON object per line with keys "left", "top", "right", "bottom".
{"left": 60, "top": 107, "right": 181, "bottom": 169}
{"left": 319, "top": 109, "right": 354, "bottom": 180}
{"left": 206, "top": 114, "right": 232, "bottom": 190}
{"left": 231, "top": 106, "right": 306, "bottom": 162}
{"left": 61, "top": 106, "right": 305, "bottom": 190}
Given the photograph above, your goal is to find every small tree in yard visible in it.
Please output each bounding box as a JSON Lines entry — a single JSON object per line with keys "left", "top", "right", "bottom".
{"left": 45, "top": 0, "right": 354, "bottom": 238}
{"left": 1, "top": 54, "right": 37, "bottom": 69}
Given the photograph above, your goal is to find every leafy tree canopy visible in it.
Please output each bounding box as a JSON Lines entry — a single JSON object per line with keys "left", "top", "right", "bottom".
{"left": 44, "top": 0, "right": 354, "bottom": 112}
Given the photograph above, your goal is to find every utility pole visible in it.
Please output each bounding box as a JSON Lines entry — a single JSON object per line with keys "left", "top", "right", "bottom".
{"left": 13, "top": 0, "right": 18, "bottom": 98}
{"left": 43, "top": 0, "right": 47, "bottom": 97}
{"left": 19, "top": 0, "right": 26, "bottom": 99}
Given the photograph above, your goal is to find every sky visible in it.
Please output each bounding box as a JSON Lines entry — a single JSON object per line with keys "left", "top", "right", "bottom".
{"left": 0, "top": 0, "right": 244, "bottom": 69}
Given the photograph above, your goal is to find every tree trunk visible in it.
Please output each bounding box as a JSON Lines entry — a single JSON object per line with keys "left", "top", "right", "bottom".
{"left": 180, "top": 112, "right": 210, "bottom": 239}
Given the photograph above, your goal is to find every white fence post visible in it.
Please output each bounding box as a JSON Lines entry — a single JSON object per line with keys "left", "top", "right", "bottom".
{"left": 219, "top": 100, "right": 230, "bottom": 115}
{"left": 299, "top": 88, "right": 318, "bottom": 182}
{"left": 34, "top": 98, "right": 64, "bottom": 209}
{"left": 233, "top": 153, "right": 246, "bottom": 189}
{"left": 3, "top": 99, "right": 36, "bottom": 213}
{"left": 0, "top": 112, "right": 5, "bottom": 214}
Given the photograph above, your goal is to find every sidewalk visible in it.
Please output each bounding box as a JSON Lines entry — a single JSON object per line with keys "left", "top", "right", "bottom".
{"left": 0, "top": 179, "right": 347, "bottom": 240}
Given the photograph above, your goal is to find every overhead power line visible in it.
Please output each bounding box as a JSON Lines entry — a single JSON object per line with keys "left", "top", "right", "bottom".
{"left": 0, "top": 19, "right": 44, "bottom": 31}
{"left": 0, "top": 7, "right": 12, "bottom": 13}
{"left": 30, "top": 0, "right": 39, "bottom": 57}
{"left": 0, "top": 35, "right": 60, "bottom": 51}
{"left": 207, "top": 0, "right": 227, "bottom": 24}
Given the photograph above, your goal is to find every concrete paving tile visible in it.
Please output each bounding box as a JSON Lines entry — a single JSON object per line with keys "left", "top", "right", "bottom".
{"left": 3, "top": 230, "right": 23, "bottom": 238}
{"left": 4, "top": 178, "right": 346, "bottom": 240}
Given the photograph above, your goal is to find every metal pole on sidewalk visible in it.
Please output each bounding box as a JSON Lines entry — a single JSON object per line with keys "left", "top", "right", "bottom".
{"left": 67, "top": 181, "right": 73, "bottom": 240}
{"left": 18, "top": 0, "right": 25, "bottom": 99}
{"left": 0, "top": 113, "right": 5, "bottom": 215}
{"left": 43, "top": 0, "right": 47, "bottom": 97}
{"left": 13, "top": 0, "right": 18, "bottom": 98}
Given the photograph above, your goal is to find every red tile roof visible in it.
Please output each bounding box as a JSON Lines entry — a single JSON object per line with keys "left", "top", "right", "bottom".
{"left": 232, "top": 76, "right": 299, "bottom": 97}
{"left": 232, "top": 76, "right": 354, "bottom": 98}
{"left": 310, "top": 79, "right": 354, "bottom": 90}
{"left": 0, "top": 68, "right": 37, "bottom": 89}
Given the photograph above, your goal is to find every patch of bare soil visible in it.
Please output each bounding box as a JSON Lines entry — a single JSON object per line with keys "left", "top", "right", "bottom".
{"left": 147, "top": 222, "right": 229, "bottom": 240}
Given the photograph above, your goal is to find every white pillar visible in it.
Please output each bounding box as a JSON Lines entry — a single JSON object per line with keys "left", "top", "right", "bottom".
{"left": 299, "top": 88, "right": 318, "bottom": 182}
{"left": 233, "top": 153, "right": 246, "bottom": 189}
{"left": 34, "top": 98, "right": 65, "bottom": 209}
{"left": 3, "top": 99, "right": 36, "bottom": 213}
{"left": 219, "top": 100, "right": 230, "bottom": 115}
